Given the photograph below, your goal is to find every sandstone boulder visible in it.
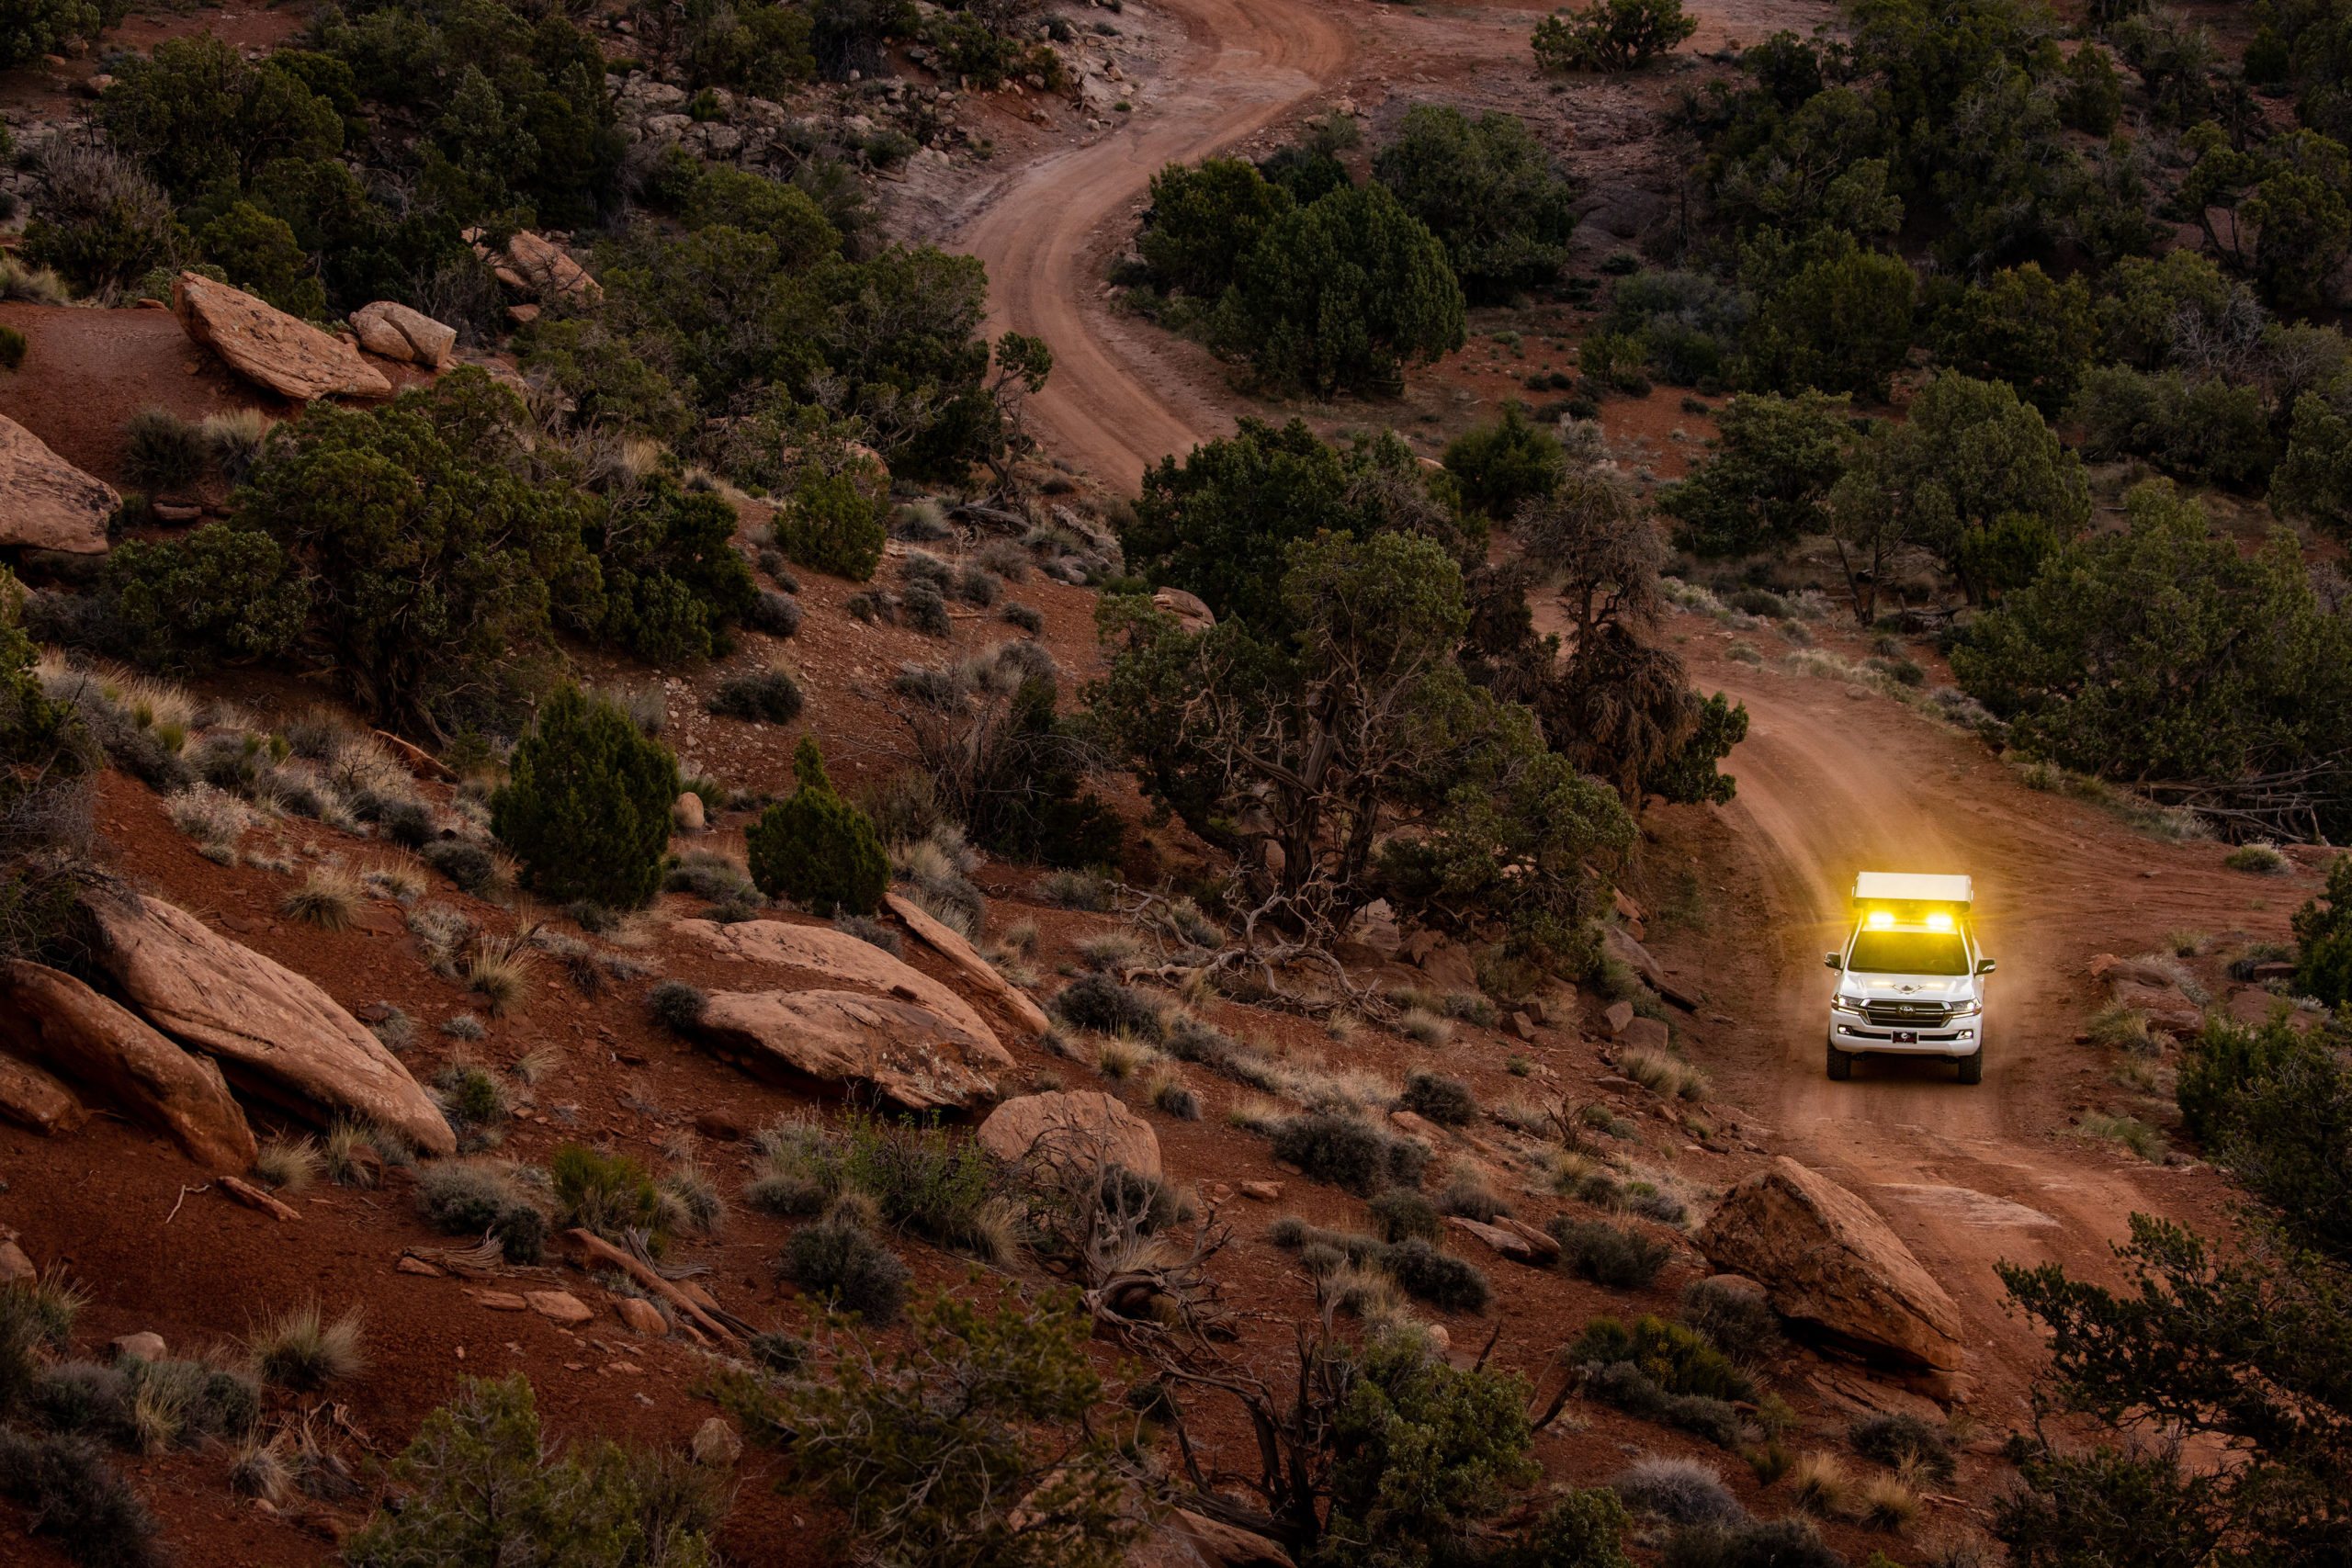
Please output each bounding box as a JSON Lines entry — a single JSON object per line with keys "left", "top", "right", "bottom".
{"left": 978, "top": 1089, "right": 1161, "bottom": 1180}
{"left": 1447, "top": 1214, "right": 1537, "bottom": 1264}
{"left": 886, "top": 891, "right": 1051, "bottom": 1037}
{"left": 691, "top": 1416, "right": 743, "bottom": 1468}
{"left": 1151, "top": 586, "right": 1216, "bottom": 634}
{"left": 1129, "top": 1509, "right": 1296, "bottom": 1568}
{"left": 496, "top": 231, "right": 605, "bottom": 307}
{"left": 0, "top": 961, "right": 256, "bottom": 1172}
{"left": 695, "top": 988, "right": 1007, "bottom": 1111}
{"left": 677, "top": 918, "right": 1008, "bottom": 1061}
{"left": 0, "top": 415, "right": 116, "bottom": 554}
{"left": 85, "top": 896, "right": 454, "bottom": 1156}
{"left": 110, "top": 1332, "right": 166, "bottom": 1363}
{"left": 0, "top": 1054, "right": 86, "bottom": 1136}
{"left": 1696, "top": 1156, "right": 1965, "bottom": 1370}
{"left": 1601, "top": 1000, "right": 1635, "bottom": 1038}
{"left": 1606, "top": 924, "right": 1699, "bottom": 1010}
{"left": 615, "top": 1297, "right": 667, "bottom": 1335}
{"left": 1619, "top": 1015, "right": 1671, "bottom": 1055}
{"left": 526, "top": 1290, "right": 593, "bottom": 1325}
{"left": 673, "top": 791, "right": 707, "bottom": 832}
{"left": 348, "top": 300, "right": 458, "bottom": 367}
{"left": 0, "top": 1239, "right": 33, "bottom": 1285}
{"left": 172, "top": 273, "right": 392, "bottom": 400}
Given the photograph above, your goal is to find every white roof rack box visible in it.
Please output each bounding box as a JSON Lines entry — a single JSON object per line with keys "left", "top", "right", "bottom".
{"left": 1851, "top": 872, "right": 1973, "bottom": 909}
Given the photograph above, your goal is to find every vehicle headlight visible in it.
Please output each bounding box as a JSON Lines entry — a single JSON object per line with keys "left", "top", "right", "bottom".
{"left": 1950, "top": 999, "right": 1982, "bottom": 1017}
{"left": 1832, "top": 994, "right": 1870, "bottom": 1014}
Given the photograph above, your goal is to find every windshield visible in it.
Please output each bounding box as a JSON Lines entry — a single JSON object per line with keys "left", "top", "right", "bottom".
{"left": 1848, "top": 930, "right": 1970, "bottom": 976}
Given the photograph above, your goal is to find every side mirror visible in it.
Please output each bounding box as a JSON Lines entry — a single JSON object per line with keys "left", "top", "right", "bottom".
{"left": 1824, "top": 952, "right": 1843, "bottom": 971}
{"left": 1976, "top": 957, "right": 1997, "bottom": 975}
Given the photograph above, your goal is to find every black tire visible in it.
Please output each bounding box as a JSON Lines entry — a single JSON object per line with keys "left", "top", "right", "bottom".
{"left": 1826, "top": 1041, "right": 1853, "bottom": 1081}
{"left": 1956, "top": 1048, "right": 1984, "bottom": 1085}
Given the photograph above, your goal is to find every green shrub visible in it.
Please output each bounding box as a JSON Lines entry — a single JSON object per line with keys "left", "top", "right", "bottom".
{"left": 1400, "top": 1068, "right": 1478, "bottom": 1126}
{"left": 121, "top": 407, "right": 205, "bottom": 492}
{"left": 2291, "top": 853, "right": 2352, "bottom": 1007}
{"left": 586, "top": 476, "right": 760, "bottom": 664}
{"left": 648, "top": 980, "right": 708, "bottom": 1034}
{"left": 1532, "top": 0, "right": 1695, "bottom": 72}
{"left": 1138, "top": 157, "right": 1293, "bottom": 299}
{"left": 550, "top": 1144, "right": 667, "bottom": 1253}
{"left": 1490, "top": 1490, "right": 1635, "bottom": 1568}
{"left": 414, "top": 1162, "right": 548, "bottom": 1263}
{"left": 1547, "top": 1217, "right": 1671, "bottom": 1288}
{"left": 1662, "top": 1518, "right": 1840, "bottom": 1568}
{"left": 491, "top": 686, "right": 680, "bottom": 910}
{"left": 1443, "top": 403, "right": 1564, "bottom": 520}
{"left": 708, "top": 667, "right": 804, "bottom": 724}
{"left": 1320, "top": 1333, "right": 1540, "bottom": 1564}
{"left": 1678, "top": 1278, "right": 1781, "bottom": 1365}
{"left": 1568, "top": 1314, "right": 1755, "bottom": 1403}
{"left": 1849, "top": 1410, "right": 1956, "bottom": 1483}
{"left": 738, "top": 1285, "right": 1141, "bottom": 1568}
{"left": 0, "top": 324, "right": 25, "bottom": 371}
{"left": 343, "top": 1373, "right": 724, "bottom": 1568}
{"left": 779, "top": 1214, "right": 910, "bottom": 1325}
{"left": 1382, "top": 1237, "right": 1492, "bottom": 1312}
{"left": 1270, "top": 1111, "right": 1428, "bottom": 1196}
{"left": 1373, "top": 106, "right": 1580, "bottom": 302}
{"left": 1579, "top": 1360, "right": 1746, "bottom": 1448}
{"left": 0, "top": 1429, "right": 160, "bottom": 1568}
{"left": 1369, "top": 1187, "right": 1444, "bottom": 1243}
{"left": 745, "top": 737, "right": 889, "bottom": 917}
{"left": 776, "top": 468, "right": 886, "bottom": 581}
{"left": 833, "top": 1113, "right": 1000, "bottom": 1250}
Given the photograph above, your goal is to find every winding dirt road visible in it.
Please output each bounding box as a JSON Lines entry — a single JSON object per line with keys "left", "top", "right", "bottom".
{"left": 958, "top": 0, "right": 2260, "bottom": 1406}
{"left": 957, "top": 0, "right": 1351, "bottom": 490}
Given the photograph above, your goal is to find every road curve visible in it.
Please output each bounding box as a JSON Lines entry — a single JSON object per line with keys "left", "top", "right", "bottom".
{"left": 957, "top": 0, "right": 1351, "bottom": 491}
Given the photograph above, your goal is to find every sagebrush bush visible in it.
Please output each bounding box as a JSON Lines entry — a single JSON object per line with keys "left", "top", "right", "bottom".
{"left": 709, "top": 666, "right": 804, "bottom": 724}
{"left": 1663, "top": 1517, "right": 1842, "bottom": 1568}
{"left": 1614, "top": 1457, "right": 1745, "bottom": 1526}
{"left": 780, "top": 1214, "right": 910, "bottom": 1325}
{"left": 551, "top": 1144, "right": 666, "bottom": 1252}
{"left": 492, "top": 685, "right": 680, "bottom": 909}
{"left": 1548, "top": 1217, "right": 1672, "bottom": 1288}
{"left": 1369, "top": 1187, "right": 1444, "bottom": 1243}
{"left": 0, "top": 1428, "right": 161, "bottom": 1568}
{"left": 1569, "top": 1314, "right": 1755, "bottom": 1403}
{"left": 1270, "top": 1111, "right": 1427, "bottom": 1196}
{"left": 1051, "top": 973, "right": 1164, "bottom": 1040}
{"left": 1382, "top": 1237, "right": 1491, "bottom": 1312}
{"left": 746, "top": 737, "right": 889, "bottom": 917}
{"left": 1849, "top": 1410, "right": 1956, "bottom": 1483}
{"left": 1679, "top": 1277, "right": 1781, "bottom": 1366}
{"left": 1400, "top": 1068, "right": 1478, "bottom": 1126}
{"left": 747, "top": 590, "right": 802, "bottom": 637}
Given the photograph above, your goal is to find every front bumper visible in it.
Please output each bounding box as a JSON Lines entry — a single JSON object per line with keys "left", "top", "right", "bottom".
{"left": 1828, "top": 1018, "right": 1981, "bottom": 1057}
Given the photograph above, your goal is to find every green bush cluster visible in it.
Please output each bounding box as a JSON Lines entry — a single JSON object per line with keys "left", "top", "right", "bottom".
{"left": 1532, "top": 0, "right": 1696, "bottom": 73}
{"left": 1269, "top": 1111, "right": 1429, "bottom": 1197}
{"left": 745, "top": 737, "right": 889, "bottom": 917}
{"left": 492, "top": 686, "right": 680, "bottom": 910}
{"left": 779, "top": 1210, "right": 910, "bottom": 1325}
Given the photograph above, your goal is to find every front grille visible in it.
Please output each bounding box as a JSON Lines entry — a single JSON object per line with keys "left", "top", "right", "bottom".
{"left": 1863, "top": 999, "right": 1952, "bottom": 1029}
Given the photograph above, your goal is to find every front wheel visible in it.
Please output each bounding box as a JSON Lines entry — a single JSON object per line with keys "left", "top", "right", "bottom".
{"left": 1956, "top": 1048, "right": 1984, "bottom": 1085}
{"left": 1826, "top": 1041, "right": 1853, "bottom": 1081}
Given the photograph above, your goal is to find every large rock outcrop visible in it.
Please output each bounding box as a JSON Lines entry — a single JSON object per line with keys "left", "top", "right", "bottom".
{"left": 85, "top": 895, "right": 454, "bottom": 1156}
{"left": 886, "top": 891, "right": 1050, "bottom": 1037}
{"left": 694, "top": 989, "right": 1006, "bottom": 1111}
{"left": 347, "top": 300, "right": 457, "bottom": 368}
{"left": 1695, "top": 1156, "right": 1966, "bottom": 1371}
{"left": 172, "top": 273, "right": 392, "bottom": 400}
{"left": 0, "top": 414, "right": 116, "bottom": 554}
{"left": 0, "top": 961, "right": 256, "bottom": 1172}
{"left": 676, "top": 918, "right": 1008, "bottom": 1060}
{"left": 978, "top": 1089, "right": 1160, "bottom": 1180}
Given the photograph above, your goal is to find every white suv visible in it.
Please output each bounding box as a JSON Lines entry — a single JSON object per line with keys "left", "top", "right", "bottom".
{"left": 1823, "top": 873, "right": 1995, "bottom": 1085}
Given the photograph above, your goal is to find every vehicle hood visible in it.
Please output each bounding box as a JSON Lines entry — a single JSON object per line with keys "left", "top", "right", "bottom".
{"left": 1838, "top": 974, "right": 1978, "bottom": 1000}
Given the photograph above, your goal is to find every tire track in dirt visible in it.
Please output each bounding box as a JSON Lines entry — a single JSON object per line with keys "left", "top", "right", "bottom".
{"left": 956, "top": 0, "right": 1351, "bottom": 491}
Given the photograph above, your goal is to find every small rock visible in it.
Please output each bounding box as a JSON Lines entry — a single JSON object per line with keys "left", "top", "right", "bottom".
{"left": 1620, "top": 1016, "right": 1671, "bottom": 1054}
{"left": 526, "top": 1290, "right": 594, "bottom": 1325}
{"left": 396, "top": 1256, "right": 443, "bottom": 1277}
{"left": 475, "top": 1291, "right": 529, "bottom": 1311}
{"left": 1238, "top": 1179, "right": 1283, "bottom": 1201}
{"left": 1199, "top": 1180, "right": 1233, "bottom": 1203}
{"left": 1425, "top": 1324, "right": 1450, "bottom": 1351}
{"left": 690, "top": 1416, "right": 742, "bottom": 1467}
{"left": 693, "top": 1108, "right": 745, "bottom": 1141}
{"left": 605, "top": 1360, "right": 644, "bottom": 1375}
{"left": 0, "top": 1240, "right": 31, "bottom": 1285}
{"left": 673, "top": 792, "right": 707, "bottom": 832}
{"left": 615, "top": 1297, "right": 668, "bottom": 1335}
{"left": 110, "top": 1332, "right": 166, "bottom": 1362}
{"left": 1273, "top": 1160, "right": 1304, "bottom": 1177}
{"left": 1507, "top": 1011, "right": 1539, "bottom": 1043}
{"left": 1602, "top": 1000, "right": 1635, "bottom": 1038}
{"left": 150, "top": 502, "right": 203, "bottom": 523}
{"left": 1447, "top": 1214, "right": 1535, "bottom": 1264}
{"left": 1521, "top": 998, "right": 1549, "bottom": 1026}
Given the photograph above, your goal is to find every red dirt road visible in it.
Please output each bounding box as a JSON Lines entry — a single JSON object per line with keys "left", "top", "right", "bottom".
{"left": 956, "top": 0, "right": 1352, "bottom": 490}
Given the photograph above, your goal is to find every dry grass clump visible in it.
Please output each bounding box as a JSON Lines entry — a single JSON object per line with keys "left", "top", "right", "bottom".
{"left": 249, "top": 1303, "right": 367, "bottom": 1391}
{"left": 1790, "top": 1451, "right": 1853, "bottom": 1517}
{"left": 464, "top": 932, "right": 536, "bottom": 1015}
{"left": 322, "top": 1122, "right": 382, "bottom": 1187}
{"left": 2079, "top": 1111, "right": 2164, "bottom": 1161}
{"left": 1619, "top": 1045, "right": 1711, "bottom": 1100}
{"left": 166, "top": 784, "right": 254, "bottom": 852}
{"left": 281, "top": 867, "right": 363, "bottom": 931}
{"left": 1858, "top": 1469, "right": 1922, "bottom": 1532}
{"left": 360, "top": 855, "right": 426, "bottom": 904}
{"left": 1397, "top": 1007, "right": 1453, "bottom": 1046}
{"left": 252, "top": 1135, "right": 322, "bottom": 1191}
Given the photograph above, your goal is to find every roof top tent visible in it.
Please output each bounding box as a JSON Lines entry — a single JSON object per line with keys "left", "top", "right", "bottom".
{"left": 1850, "top": 872, "right": 1973, "bottom": 912}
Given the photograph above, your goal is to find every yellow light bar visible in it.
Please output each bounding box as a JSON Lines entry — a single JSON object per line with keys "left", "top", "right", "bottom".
{"left": 1866, "top": 909, "right": 1894, "bottom": 928}
{"left": 1926, "top": 911, "right": 1955, "bottom": 931}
